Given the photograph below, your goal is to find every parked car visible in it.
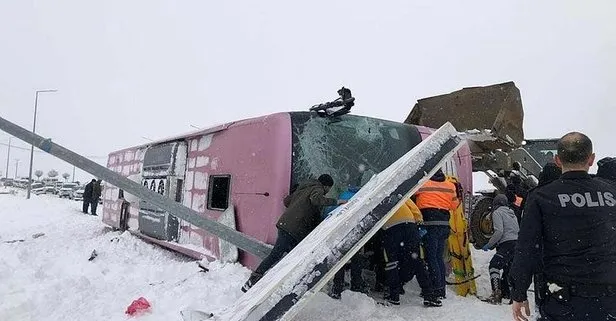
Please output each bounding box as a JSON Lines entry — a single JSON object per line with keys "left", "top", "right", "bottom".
{"left": 72, "top": 188, "right": 85, "bottom": 201}
{"left": 59, "top": 183, "right": 79, "bottom": 198}
{"left": 43, "top": 183, "right": 56, "bottom": 194}
{"left": 31, "top": 182, "right": 45, "bottom": 195}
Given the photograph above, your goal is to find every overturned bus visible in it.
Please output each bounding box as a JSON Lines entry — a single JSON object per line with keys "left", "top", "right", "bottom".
{"left": 101, "top": 110, "right": 473, "bottom": 270}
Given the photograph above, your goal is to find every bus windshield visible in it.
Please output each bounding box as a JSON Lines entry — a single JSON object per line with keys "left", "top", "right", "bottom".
{"left": 289, "top": 112, "right": 423, "bottom": 194}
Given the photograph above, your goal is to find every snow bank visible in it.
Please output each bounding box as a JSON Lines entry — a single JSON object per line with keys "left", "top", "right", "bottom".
{"left": 0, "top": 192, "right": 519, "bottom": 321}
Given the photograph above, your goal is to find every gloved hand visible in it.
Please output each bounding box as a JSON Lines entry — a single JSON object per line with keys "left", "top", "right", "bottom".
{"left": 482, "top": 245, "right": 491, "bottom": 251}
{"left": 418, "top": 228, "right": 427, "bottom": 239}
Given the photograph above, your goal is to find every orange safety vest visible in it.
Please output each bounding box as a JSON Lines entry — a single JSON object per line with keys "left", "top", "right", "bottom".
{"left": 415, "top": 179, "right": 460, "bottom": 211}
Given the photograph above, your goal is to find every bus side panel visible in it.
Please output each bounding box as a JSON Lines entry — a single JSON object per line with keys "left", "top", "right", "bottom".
{"left": 180, "top": 113, "right": 292, "bottom": 270}
{"left": 102, "top": 147, "right": 144, "bottom": 229}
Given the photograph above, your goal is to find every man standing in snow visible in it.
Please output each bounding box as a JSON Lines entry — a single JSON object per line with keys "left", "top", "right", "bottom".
{"left": 481, "top": 194, "right": 519, "bottom": 304}
{"left": 519, "top": 162, "right": 562, "bottom": 317}
{"left": 414, "top": 169, "right": 460, "bottom": 301}
{"left": 510, "top": 132, "right": 616, "bottom": 321}
{"left": 241, "top": 174, "right": 346, "bottom": 293}
{"left": 91, "top": 179, "right": 102, "bottom": 215}
{"left": 82, "top": 179, "right": 96, "bottom": 214}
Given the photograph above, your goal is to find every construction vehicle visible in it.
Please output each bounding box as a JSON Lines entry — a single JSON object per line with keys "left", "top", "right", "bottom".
{"left": 404, "top": 81, "right": 558, "bottom": 248}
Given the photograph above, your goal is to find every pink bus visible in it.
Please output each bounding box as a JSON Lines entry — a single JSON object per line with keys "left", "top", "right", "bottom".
{"left": 102, "top": 111, "right": 472, "bottom": 270}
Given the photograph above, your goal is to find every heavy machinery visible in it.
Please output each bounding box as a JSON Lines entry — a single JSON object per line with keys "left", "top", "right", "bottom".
{"left": 404, "top": 81, "right": 559, "bottom": 248}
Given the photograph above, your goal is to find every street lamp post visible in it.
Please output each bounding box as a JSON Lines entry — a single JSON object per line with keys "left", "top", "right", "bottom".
{"left": 27, "top": 89, "right": 57, "bottom": 199}
{"left": 14, "top": 159, "right": 19, "bottom": 179}
{"left": 5, "top": 137, "right": 11, "bottom": 179}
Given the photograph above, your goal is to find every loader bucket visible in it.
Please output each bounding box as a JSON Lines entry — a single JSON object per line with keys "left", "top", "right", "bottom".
{"left": 405, "top": 81, "right": 525, "bottom": 152}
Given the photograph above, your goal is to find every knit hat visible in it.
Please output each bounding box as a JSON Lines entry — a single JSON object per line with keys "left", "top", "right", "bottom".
{"left": 538, "top": 162, "right": 562, "bottom": 186}
{"left": 492, "top": 194, "right": 509, "bottom": 207}
{"left": 318, "top": 174, "right": 334, "bottom": 187}
{"left": 597, "top": 157, "right": 616, "bottom": 180}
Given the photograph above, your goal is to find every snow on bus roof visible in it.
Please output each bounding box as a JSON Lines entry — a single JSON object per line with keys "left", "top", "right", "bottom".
{"left": 108, "top": 112, "right": 290, "bottom": 155}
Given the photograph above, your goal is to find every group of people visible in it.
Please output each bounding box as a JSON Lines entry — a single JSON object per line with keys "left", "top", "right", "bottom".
{"left": 480, "top": 132, "right": 616, "bottom": 321}
{"left": 82, "top": 178, "right": 102, "bottom": 215}
{"left": 239, "top": 131, "right": 616, "bottom": 320}
{"left": 241, "top": 169, "right": 463, "bottom": 308}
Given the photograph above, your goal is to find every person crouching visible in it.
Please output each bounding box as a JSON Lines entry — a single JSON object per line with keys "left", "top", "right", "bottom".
{"left": 241, "top": 174, "right": 346, "bottom": 293}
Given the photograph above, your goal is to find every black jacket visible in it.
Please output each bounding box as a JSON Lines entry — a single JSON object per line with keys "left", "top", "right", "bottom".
{"left": 276, "top": 180, "right": 337, "bottom": 242}
{"left": 92, "top": 182, "right": 102, "bottom": 200}
{"left": 84, "top": 182, "right": 94, "bottom": 201}
{"left": 509, "top": 171, "right": 616, "bottom": 302}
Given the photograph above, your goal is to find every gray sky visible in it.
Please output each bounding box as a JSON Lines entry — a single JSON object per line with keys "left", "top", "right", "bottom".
{"left": 0, "top": 0, "right": 614, "bottom": 186}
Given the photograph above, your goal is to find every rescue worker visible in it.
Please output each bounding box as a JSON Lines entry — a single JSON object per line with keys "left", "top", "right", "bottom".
{"left": 510, "top": 132, "right": 616, "bottom": 321}
{"left": 380, "top": 197, "right": 438, "bottom": 306}
{"left": 241, "top": 174, "right": 346, "bottom": 293}
{"left": 414, "top": 169, "right": 460, "bottom": 300}
{"left": 82, "top": 179, "right": 96, "bottom": 214}
{"left": 481, "top": 194, "right": 519, "bottom": 304}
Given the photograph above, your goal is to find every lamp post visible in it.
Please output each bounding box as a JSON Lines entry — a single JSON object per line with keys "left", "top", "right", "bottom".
{"left": 27, "top": 89, "right": 58, "bottom": 199}
{"left": 14, "top": 159, "right": 19, "bottom": 179}
{"left": 5, "top": 137, "right": 11, "bottom": 179}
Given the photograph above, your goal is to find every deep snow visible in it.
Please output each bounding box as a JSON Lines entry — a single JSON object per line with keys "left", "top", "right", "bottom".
{"left": 0, "top": 190, "right": 521, "bottom": 321}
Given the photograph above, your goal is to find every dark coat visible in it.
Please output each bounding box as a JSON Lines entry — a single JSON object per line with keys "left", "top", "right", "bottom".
{"left": 510, "top": 171, "right": 616, "bottom": 302}
{"left": 84, "top": 181, "right": 94, "bottom": 201}
{"left": 276, "top": 179, "right": 338, "bottom": 242}
{"left": 92, "top": 181, "right": 102, "bottom": 200}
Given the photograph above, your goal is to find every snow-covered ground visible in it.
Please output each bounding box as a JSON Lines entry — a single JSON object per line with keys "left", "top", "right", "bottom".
{"left": 0, "top": 190, "right": 519, "bottom": 321}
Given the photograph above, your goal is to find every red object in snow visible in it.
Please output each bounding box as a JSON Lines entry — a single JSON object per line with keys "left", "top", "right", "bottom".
{"left": 125, "top": 297, "right": 151, "bottom": 316}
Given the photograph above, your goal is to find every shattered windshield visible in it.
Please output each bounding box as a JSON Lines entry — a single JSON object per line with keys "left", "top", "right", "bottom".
{"left": 290, "top": 112, "right": 422, "bottom": 195}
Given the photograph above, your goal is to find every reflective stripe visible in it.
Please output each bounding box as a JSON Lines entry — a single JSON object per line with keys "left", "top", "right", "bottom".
{"left": 385, "top": 261, "right": 399, "bottom": 271}
{"left": 422, "top": 221, "right": 450, "bottom": 226}
{"left": 417, "top": 187, "right": 456, "bottom": 194}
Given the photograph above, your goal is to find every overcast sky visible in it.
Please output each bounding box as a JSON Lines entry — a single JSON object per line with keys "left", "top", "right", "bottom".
{"left": 0, "top": 0, "right": 614, "bottom": 186}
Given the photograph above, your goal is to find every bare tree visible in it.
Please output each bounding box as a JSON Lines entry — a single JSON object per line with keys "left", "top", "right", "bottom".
{"left": 62, "top": 173, "right": 70, "bottom": 182}
{"left": 47, "top": 169, "right": 58, "bottom": 178}
{"left": 35, "top": 170, "right": 43, "bottom": 181}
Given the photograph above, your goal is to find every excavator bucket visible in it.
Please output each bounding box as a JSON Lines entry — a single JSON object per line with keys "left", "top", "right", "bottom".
{"left": 405, "top": 81, "right": 525, "bottom": 153}
{"left": 405, "top": 82, "right": 529, "bottom": 249}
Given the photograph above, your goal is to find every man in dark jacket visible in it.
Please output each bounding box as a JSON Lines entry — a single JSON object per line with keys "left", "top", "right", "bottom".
{"left": 91, "top": 179, "right": 102, "bottom": 215}
{"left": 82, "top": 179, "right": 96, "bottom": 214}
{"left": 518, "top": 162, "right": 562, "bottom": 317}
{"left": 510, "top": 132, "right": 616, "bottom": 321}
{"left": 241, "top": 174, "right": 345, "bottom": 293}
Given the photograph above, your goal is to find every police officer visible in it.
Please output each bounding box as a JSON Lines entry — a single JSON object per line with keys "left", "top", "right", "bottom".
{"left": 510, "top": 132, "right": 616, "bottom": 321}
